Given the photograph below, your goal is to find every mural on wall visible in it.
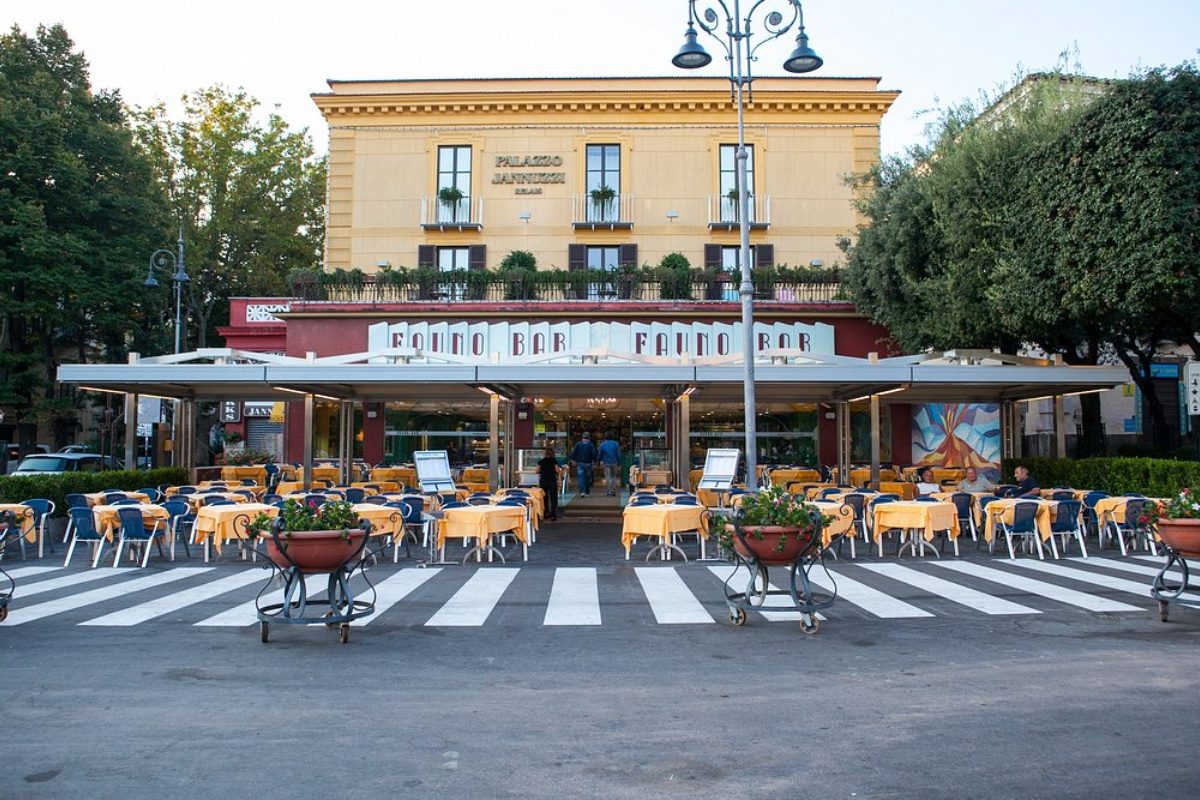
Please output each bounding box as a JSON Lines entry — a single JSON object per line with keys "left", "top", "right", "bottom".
{"left": 912, "top": 404, "right": 1000, "bottom": 475}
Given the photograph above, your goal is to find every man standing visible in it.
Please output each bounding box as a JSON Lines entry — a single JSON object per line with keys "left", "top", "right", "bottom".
{"left": 569, "top": 432, "right": 597, "bottom": 497}
{"left": 598, "top": 431, "right": 622, "bottom": 497}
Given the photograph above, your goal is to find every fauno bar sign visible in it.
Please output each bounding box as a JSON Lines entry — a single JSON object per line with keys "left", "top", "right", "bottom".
{"left": 367, "top": 320, "right": 834, "bottom": 363}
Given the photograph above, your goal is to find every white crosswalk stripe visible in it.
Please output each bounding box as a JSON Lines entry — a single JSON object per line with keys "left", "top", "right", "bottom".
{"left": 930, "top": 561, "right": 1140, "bottom": 612}
{"left": 1, "top": 568, "right": 211, "bottom": 626}
{"left": 636, "top": 567, "right": 714, "bottom": 624}
{"left": 80, "top": 570, "right": 266, "bottom": 626}
{"left": 194, "top": 574, "right": 323, "bottom": 627}
{"left": 1071, "top": 557, "right": 1199, "bottom": 600}
{"left": 807, "top": 568, "right": 934, "bottom": 618}
{"left": 858, "top": 563, "right": 1040, "bottom": 615}
{"left": 3, "top": 566, "right": 63, "bottom": 580}
{"left": 1007, "top": 559, "right": 1200, "bottom": 607}
{"left": 13, "top": 569, "right": 134, "bottom": 598}
{"left": 706, "top": 565, "right": 827, "bottom": 621}
{"left": 425, "top": 568, "right": 518, "bottom": 626}
{"left": 544, "top": 567, "right": 601, "bottom": 625}
{"left": 356, "top": 568, "right": 441, "bottom": 625}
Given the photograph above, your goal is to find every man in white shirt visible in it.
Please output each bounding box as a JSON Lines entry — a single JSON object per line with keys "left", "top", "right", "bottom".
{"left": 915, "top": 467, "right": 940, "bottom": 497}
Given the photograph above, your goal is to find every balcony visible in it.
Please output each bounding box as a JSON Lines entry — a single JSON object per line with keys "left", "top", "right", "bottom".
{"left": 572, "top": 193, "right": 634, "bottom": 230}
{"left": 289, "top": 267, "right": 845, "bottom": 306}
{"left": 420, "top": 196, "right": 483, "bottom": 231}
{"left": 708, "top": 194, "right": 771, "bottom": 230}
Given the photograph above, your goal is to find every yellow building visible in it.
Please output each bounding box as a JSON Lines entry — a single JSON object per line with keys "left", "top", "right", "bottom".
{"left": 313, "top": 76, "right": 898, "bottom": 274}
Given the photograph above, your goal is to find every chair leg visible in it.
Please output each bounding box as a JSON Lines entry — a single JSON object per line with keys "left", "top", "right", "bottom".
{"left": 141, "top": 539, "right": 153, "bottom": 567}
{"left": 1047, "top": 535, "right": 1059, "bottom": 560}
{"left": 112, "top": 537, "right": 125, "bottom": 567}
{"left": 1034, "top": 535, "right": 1046, "bottom": 560}
{"left": 91, "top": 539, "right": 106, "bottom": 569}
{"left": 1005, "top": 529, "right": 1016, "bottom": 560}
{"left": 1076, "top": 527, "right": 1088, "bottom": 558}
{"left": 64, "top": 538, "right": 77, "bottom": 567}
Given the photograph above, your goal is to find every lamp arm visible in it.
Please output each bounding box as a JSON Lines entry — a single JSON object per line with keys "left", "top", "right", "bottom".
{"left": 691, "top": 1, "right": 736, "bottom": 61}
{"left": 745, "top": 1, "right": 801, "bottom": 63}
{"left": 149, "top": 248, "right": 176, "bottom": 274}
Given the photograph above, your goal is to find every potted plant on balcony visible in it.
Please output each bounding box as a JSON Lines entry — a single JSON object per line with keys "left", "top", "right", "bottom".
{"left": 725, "top": 187, "right": 741, "bottom": 222}
{"left": 246, "top": 499, "right": 366, "bottom": 573}
{"left": 1143, "top": 489, "right": 1200, "bottom": 557}
{"left": 438, "top": 185, "right": 465, "bottom": 223}
{"left": 657, "top": 252, "right": 693, "bottom": 300}
{"left": 499, "top": 250, "right": 538, "bottom": 300}
{"left": 720, "top": 484, "right": 829, "bottom": 565}
{"left": 589, "top": 184, "right": 617, "bottom": 222}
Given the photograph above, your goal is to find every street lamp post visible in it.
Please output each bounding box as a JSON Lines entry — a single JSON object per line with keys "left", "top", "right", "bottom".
{"left": 672, "top": 0, "right": 822, "bottom": 488}
{"left": 144, "top": 225, "right": 190, "bottom": 354}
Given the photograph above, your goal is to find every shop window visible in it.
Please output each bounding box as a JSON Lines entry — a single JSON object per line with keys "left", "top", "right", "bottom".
{"left": 437, "top": 145, "right": 471, "bottom": 223}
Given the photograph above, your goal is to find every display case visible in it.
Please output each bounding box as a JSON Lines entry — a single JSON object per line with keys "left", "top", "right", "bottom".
{"left": 634, "top": 448, "right": 673, "bottom": 487}
{"left": 515, "top": 448, "right": 550, "bottom": 486}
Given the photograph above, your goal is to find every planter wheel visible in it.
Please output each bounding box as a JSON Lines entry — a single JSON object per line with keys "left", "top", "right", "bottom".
{"left": 0, "top": 606, "right": 8, "bottom": 622}
{"left": 800, "top": 615, "right": 820, "bottom": 635}
{"left": 260, "top": 621, "right": 269, "bottom": 643}
{"left": 324, "top": 610, "right": 339, "bottom": 629}
{"left": 1159, "top": 600, "right": 1170, "bottom": 623}
{"left": 729, "top": 608, "right": 746, "bottom": 626}
{"left": 339, "top": 624, "right": 350, "bottom": 644}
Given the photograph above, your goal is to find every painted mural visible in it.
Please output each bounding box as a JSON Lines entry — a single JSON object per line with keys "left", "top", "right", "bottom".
{"left": 912, "top": 404, "right": 1000, "bottom": 475}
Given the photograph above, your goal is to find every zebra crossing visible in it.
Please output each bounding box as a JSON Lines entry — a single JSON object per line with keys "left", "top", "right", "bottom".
{"left": 0, "top": 555, "right": 1193, "bottom": 630}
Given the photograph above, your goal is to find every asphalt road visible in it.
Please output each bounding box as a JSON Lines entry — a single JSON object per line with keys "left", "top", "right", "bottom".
{"left": 2, "top": 524, "right": 1198, "bottom": 799}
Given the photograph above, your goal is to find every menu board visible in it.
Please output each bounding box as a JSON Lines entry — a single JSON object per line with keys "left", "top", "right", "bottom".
{"left": 414, "top": 450, "right": 456, "bottom": 492}
{"left": 699, "top": 448, "right": 739, "bottom": 489}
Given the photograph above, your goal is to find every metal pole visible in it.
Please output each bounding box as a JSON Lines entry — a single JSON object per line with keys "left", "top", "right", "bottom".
{"left": 733, "top": 2, "right": 758, "bottom": 490}
{"left": 174, "top": 225, "right": 185, "bottom": 355}
{"left": 488, "top": 394, "right": 500, "bottom": 492}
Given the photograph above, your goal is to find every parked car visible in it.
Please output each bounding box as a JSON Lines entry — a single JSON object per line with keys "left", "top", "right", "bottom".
{"left": 10, "top": 452, "right": 120, "bottom": 476}
{"left": 58, "top": 444, "right": 94, "bottom": 454}
{"left": 4, "top": 443, "right": 50, "bottom": 474}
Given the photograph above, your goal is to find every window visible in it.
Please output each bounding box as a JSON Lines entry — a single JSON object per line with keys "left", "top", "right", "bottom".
{"left": 719, "top": 144, "right": 755, "bottom": 222}
{"left": 586, "top": 246, "right": 620, "bottom": 299}
{"left": 437, "top": 247, "right": 470, "bottom": 300}
{"left": 586, "top": 144, "right": 620, "bottom": 222}
{"left": 437, "top": 146, "right": 471, "bottom": 223}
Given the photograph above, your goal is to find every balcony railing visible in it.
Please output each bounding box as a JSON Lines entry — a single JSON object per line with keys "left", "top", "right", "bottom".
{"left": 421, "top": 196, "right": 483, "bottom": 230}
{"left": 572, "top": 194, "right": 633, "bottom": 229}
{"left": 709, "top": 194, "right": 770, "bottom": 229}
{"left": 289, "top": 268, "right": 845, "bottom": 305}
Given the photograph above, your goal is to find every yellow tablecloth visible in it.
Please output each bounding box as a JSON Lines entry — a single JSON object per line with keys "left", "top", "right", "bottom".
{"left": 1090, "top": 496, "right": 1162, "bottom": 527}
{"left": 877, "top": 481, "right": 915, "bottom": 500}
{"left": 982, "top": 499, "right": 1055, "bottom": 544}
{"left": 351, "top": 481, "right": 398, "bottom": 494}
{"left": 221, "top": 466, "right": 267, "bottom": 484}
{"left": 496, "top": 488, "right": 545, "bottom": 528}
{"left": 799, "top": 484, "right": 842, "bottom": 500}
{"left": 371, "top": 467, "right": 417, "bottom": 487}
{"left": 193, "top": 503, "right": 279, "bottom": 554}
{"left": 808, "top": 501, "right": 857, "bottom": 547}
{"left": 902, "top": 466, "right": 968, "bottom": 483}
{"left": 83, "top": 491, "right": 151, "bottom": 507}
{"left": 351, "top": 503, "right": 406, "bottom": 538}
{"left": 696, "top": 485, "right": 746, "bottom": 507}
{"left": 849, "top": 468, "right": 898, "bottom": 485}
{"left": 620, "top": 504, "right": 709, "bottom": 556}
{"left": 769, "top": 468, "right": 822, "bottom": 487}
{"left": 689, "top": 468, "right": 704, "bottom": 491}
{"left": 438, "top": 505, "right": 527, "bottom": 548}
{"left": 0, "top": 503, "right": 37, "bottom": 542}
{"left": 380, "top": 493, "right": 445, "bottom": 512}
{"left": 92, "top": 503, "right": 170, "bottom": 540}
{"left": 929, "top": 491, "right": 986, "bottom": 525}
{"left": 297, "top": 466, "right": 341, "bottom": 483}
{"left": 872, "top": 501, "right": 961, "bottom": 544}
{"left": 185, "top": 492, "right": 253, "bottom": 512}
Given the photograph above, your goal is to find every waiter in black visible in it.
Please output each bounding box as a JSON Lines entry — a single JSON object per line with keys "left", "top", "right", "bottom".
{"left": 537, "top": 446, "right": 561, "bottom": 521}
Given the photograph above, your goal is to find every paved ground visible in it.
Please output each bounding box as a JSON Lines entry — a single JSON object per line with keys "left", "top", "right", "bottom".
{"left": 2, "top": 521, "right": 1199, "bottom": 798}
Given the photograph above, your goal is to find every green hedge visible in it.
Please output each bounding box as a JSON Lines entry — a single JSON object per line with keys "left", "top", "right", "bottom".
{"left": 0, "top": 468, "right": 189, "bottom": 517}
{"left": 1000, "top": 457, "right": 1200, "bottom": 497}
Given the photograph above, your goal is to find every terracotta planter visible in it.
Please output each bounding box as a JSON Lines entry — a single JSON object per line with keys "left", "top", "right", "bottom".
{"left": 727, "top": 524, "right": 817, "bottom": 565}
{"left": 265, "top": 529, "right": 367, "bottom": 573}
{"left": 1156, "top": 519, "right": 1200, "bottom": 558}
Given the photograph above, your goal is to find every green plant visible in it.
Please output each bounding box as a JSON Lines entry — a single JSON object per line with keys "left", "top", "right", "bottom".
{"left": 499, "top": 250, "right": 537, "bottom": 271}
{"left": 720, "top": 484, "right": 830, "bottom": 554}
{"left": 589, "top": 184, "right": 617, "bottom": 218}
{"left": 247, "top": 499, "right": 361, "bottom": 541}
{"left": 437, "top": 185, "right": 465, "bottom": 221}
{"left": 222, "top": 431, "right": 244, "bottom": 444}
{"left": 999, "top": 457, "right": 1200, "bottom": 497}
{"left": 1141, "top": 488, "right": 1200, "bottom": 526}
{"left": 0, "top": 468, "right": 189, "bottom": 518}
{"left": 219, "top": 449, "right": 274, "bottom": 466}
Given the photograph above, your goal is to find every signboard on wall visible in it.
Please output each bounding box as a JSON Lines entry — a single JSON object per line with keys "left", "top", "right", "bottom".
{"left": 219, "top": 401, "right": 241, "bottom": 423}
{"left": 367, "top": 320, "right": 835, "bottom": 363}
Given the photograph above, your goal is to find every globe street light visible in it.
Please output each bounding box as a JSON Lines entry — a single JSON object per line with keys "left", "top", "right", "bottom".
{"left": 144, "top": 225, "right": 190, "bottom": 354}
{"left": 672, "top": 0, "right": 821, "bottom": 487}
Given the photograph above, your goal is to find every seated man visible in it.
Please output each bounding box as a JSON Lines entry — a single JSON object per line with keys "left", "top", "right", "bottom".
{"left": 1012, "top": 464, "right": 1040, "bottom": 497}
{"left": 915, "top": 467, "right": 940, "bottom": 497}
{"left": 958, "top": 466, "right": 994, "bottom": 493}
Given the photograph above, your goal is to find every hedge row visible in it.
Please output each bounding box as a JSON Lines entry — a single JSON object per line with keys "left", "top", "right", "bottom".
{"left": 0, "top": 468, "right": 189, "bottom": 517}
{"left": 1000, "top": 457, "right": 1200, "bottom": 497}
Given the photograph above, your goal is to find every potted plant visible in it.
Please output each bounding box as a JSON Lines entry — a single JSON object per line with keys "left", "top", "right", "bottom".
{"left": 499, "top": 250, "right": 538, "bottom": 300}
{"left": 657, "top": 253, "right": 693, "bottom": 300}
{"left": 720, "top": 484, "right": 830, "bottom": 565}
{"left": 725, "top": 187, "right": 741, "bottom": 222}
{"left": 1143, "top": 489, "right": 1200, "bottom": 556}
{"left": 438, "top": 185, "right": 465, "bottom": 223}
{"left": 247, "top": 500, "right": 366, "bottom": 573}
{"left": 589, "top": 184, "right": 617, "bottom": 221}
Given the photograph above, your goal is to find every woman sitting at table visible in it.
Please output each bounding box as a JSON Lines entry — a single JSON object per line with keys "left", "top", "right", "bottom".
{"left": 915, "top": 467, "right": 940, "bottom": 497}
{"left": 958, "top": 466, "right": 994, "bottom": 493}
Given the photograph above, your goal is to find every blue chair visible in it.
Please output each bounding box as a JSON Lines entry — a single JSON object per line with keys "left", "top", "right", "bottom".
{"left": 1081, "top": 491, "right": 1109, "bottom": 539}
{"left": 201, "top": 487, "right": 225, "bottom": 494}
{"left": 233, "top": 489, "right": 256, "bottom": 501}
{"left": 673, "top": 496, "right": 700, "bottom": 506}
{"left": 65, "top": 507, "right": 107, "bottom": 568}
{"left": 241, "top": 479, "right": 257, "bottom": 486}
{"left": 204, "top": 497, "right": 235, "bottom": 507}
{"left": 841, "top": 492, "right": 870, "bottom": 547}
{"left": 137, "top": 487, "right": 162, "bottom": 503}
{"left": 654, "top": 486, "right": 674, "bottom": 494}
{"left": 21, "top": 499, "right": 55, "bottom": 556}
{"left": 467, "top": 495, "right": 492, "bottom": 506}
{"left": 111, "top": 498, "right": 142, "bottom": 506}
{"left": 343, "top": 488, "right": 367, "bottom": 504}
{"left": 65, "top": 493, "right": 89, "bottom": 509}
{"left": 1050, "top": 491, "right": 1075, "bottom": 501}
{"left": 868, "top": 495, "right": 900, "bottom": 556}
{"left": 948, "top": 492, "right": 978, "bottom": 545}
{"left": 1050, "top": 499, "right": 1086, "bottom": 557}
{"left": 174, "top": 486, "right": 197, "bottom": 496}
{"left": 161, "top": 499, "right": 194, "bottom": 560}
{"left": 999, "top": 501, "right": 1046, "bottom": 559}
{"left": 1105, "top": 498, "right": 1149, "bottom": 556}
{"left": 262, "top": 493, "right": 282, "bottom": 505}
{"left": 819, "top": 487, "right": 842, "bottom": 499}
{"left": 630, "top": 496, "right": 658, "bottom": 506}
{"left": 113, "top": 506, "right": 165, "bottom": 567}
{"left": 302, "top": 494, "right": 327, "bottom": 508}
{"left": 914, "top": 497, "right": 940, "bottom": 502}
{"left": 994, "top": 485, "right": 1019, "bottom": 499}
{"left": 441, "top": 501, "right": 467, "bottom": 510}
{"left": 103, "top": 492, "right": 129, "bottom": 504}
{"left": 396, "top": 496, "right": 428, "bottom": 553}
{"left": 362, "top": 495, "right": 387, "bottom": 505}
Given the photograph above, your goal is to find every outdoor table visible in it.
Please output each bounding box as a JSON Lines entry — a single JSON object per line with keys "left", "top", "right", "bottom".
{"left": 297, "top": 466, "right": 341, "bottom": 483}
{"left": 929, "top": 491, "right": 986, "bottom": 525}
{"left": 901, "top": 466, "right": 967, "bottom": 483}
{"left": 981, "top": 498, "right": 1056, "bottom": 545}
{"left": 493, "top": 491, "right": 542, "bottom": 533}
{"left": 351, "top": 503, "right": 406, "bottom": 540}
{"left": 221, "top": 465, "right": 267, "bottom": 484}
{"left": 92, "top": 502, "right": 170, "bottom": 540}
{"left": 849, "top": 467, "right": 898, "bottom": 484}
{"left": 83, "top": 491, "right": 151, "bottom": 507}
{"left": 184, "top": 492, "right": 253, "bottom": 512}
{"left": 371, "top": 467, "right": 417, "bottom": 488}
{"left": 351, "top": 481, "right": 399, "bottom": 494}
{"left": 379, "top": 492, "right": 448, "bottom": 512}
{"left": 0, "top": 504, "right": 37, "bottom": 549}
{"left": 823, "top": 490, "right": 879, "bottom": 505}
{"left": 798, "top": 484, "right": 841, "bottom": 499}
{"left": 621, "top": 503, "right": 709, "bottom": 561}
{"left": 878, "top": 481, "right": 915, "bottom": 500}
{"left": 769, "top": 468, "right": 822, "bottom": 487}
{"left": 689, "top": 468, "right": 704, "bottom": 491}
{"left": 871, "top": 500, "right": 960, "bottom": 557}
{"left": 697, "top": 485, "right": 745, "bottom": 508}
{"left": 460, "top": 468, "right": 491, "bottom": 493}
{"left": 193, "top": 502, "right": 280, "bottom": 561}
{"left": 808, "top": 501, "right": 857, "bottom": 547}
{"left": 438, "top": 504, "right": 528, "bottom": 563}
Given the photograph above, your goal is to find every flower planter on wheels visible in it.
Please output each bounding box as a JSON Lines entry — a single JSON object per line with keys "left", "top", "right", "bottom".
{"left": 723, "top": 524, "right": 840, "bottom": 634}
{"left": 0, "top": 511, "right": 17, "bottom": 622}
{"left": 254, "top": 523, "right": 376, "bottom": 644}
{"left": 1150, "top": 519, "right": 1200, "bottom": 622}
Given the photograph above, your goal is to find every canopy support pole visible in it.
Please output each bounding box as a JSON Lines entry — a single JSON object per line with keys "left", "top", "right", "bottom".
{"left": 502, "top": 399, "right": 515, "bottom": 489}
{"left": 836, "top": 401, "right": 851, "bottom": 485}
{"left": 488, "top": 393, "right": 500, "bottom": 492}
{"left": 302, "top": 393, "right": 314, "bottom": 492}
{"left": 869, "top": 394, "right": 881, "bottom": 488}
{"left": 1053, "top": 395, "right": 1066, "bottom": 459}
{"left": 124, "top": 392, "right": 138, "bottom": 474}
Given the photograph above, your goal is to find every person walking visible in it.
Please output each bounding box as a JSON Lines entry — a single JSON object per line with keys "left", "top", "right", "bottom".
{"left": 598, "top": 431, "right": 622, "bottom": 497}
{"left": 569, "top": 432, "right": 597, "bottom": 496}
{"left": 537, "top": 446, "right": 561, "bottom": 520}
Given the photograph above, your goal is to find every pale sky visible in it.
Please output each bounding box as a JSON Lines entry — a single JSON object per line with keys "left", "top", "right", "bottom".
{"left": 5, "top": 0, "right": 1198, "bottom": 157}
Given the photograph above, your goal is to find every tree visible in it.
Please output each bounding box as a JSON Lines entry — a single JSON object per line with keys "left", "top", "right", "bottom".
{"left": 0, "top": 24, "right": 168, "bottom": 443}
{"left": 133, "top": 86, "right": 326, "bottom": 347}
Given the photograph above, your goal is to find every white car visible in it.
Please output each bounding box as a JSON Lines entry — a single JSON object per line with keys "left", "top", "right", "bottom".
{"left": 10, "top": 452, "right": 121, "bottom": 476}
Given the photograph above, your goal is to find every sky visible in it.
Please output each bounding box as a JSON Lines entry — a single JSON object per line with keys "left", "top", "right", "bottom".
{"left": 5, "top": 0, "right": 1198, "bottom": 157}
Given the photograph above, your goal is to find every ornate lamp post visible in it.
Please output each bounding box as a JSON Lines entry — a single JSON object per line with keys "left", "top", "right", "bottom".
{"left": 672, "top": 0, "right": 821, "bottom": 486}
{"left": 144, "top": 226, "right": 190, "bottom": 354}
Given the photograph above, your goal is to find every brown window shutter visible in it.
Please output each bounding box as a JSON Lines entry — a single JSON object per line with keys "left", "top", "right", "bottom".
{"left": 754, "top": 243, "right": 774, "bottom": 268}
{"left": 468, "top": 245, "right": 487, "bottom": 271}
{"left": 567, "top": 244, "right": 586, "bottom": 271}
{"left": 618, "top": 243, "right": 638, "bottom": 268}
{"left": 704, "top": 243, "right": 722, "bottom": 270}
{"left": 417, "top": 245, "right": 435, "bottom": 268}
